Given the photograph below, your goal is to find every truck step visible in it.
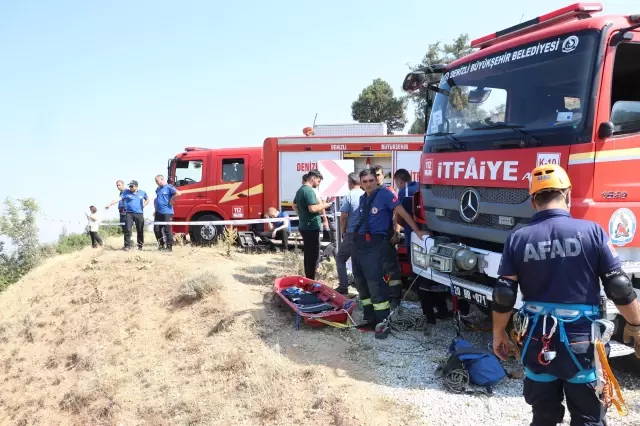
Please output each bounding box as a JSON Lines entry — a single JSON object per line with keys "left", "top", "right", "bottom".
{"left": 605, "top": 299, "right": 619, "bottom": 318}
{"left": 609, "top": 340, "right": 636, "bottom": 358}
{"left": 622, "top": 260, "right": 640, "bottom": 274}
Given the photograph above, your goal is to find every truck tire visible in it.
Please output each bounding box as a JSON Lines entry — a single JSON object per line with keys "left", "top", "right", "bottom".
{"left": 189, "top": 213, "right": 223, "bottom": 246}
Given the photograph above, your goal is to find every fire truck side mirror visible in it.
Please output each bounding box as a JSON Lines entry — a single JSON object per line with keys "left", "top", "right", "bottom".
{"left": 598, "top": 121, "right": 615, "bottom": 139}
{"left": 403, "top": 71, "right": 427, "bottom": 92}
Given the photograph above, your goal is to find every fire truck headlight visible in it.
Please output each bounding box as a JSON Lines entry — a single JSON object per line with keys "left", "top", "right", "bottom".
{"left": 412, "top": 243, "right": 428, "bottom": 268}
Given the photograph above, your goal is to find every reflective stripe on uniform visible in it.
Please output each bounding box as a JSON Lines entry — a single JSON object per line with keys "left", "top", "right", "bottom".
{"left": 388, "top": 279, "right": 402, "bottom": 287}
{"left": 373, "top": 301, "right": 390, "bottom": 311}
{"left": 361, "top": 298, "right": 372, "bottom": 306}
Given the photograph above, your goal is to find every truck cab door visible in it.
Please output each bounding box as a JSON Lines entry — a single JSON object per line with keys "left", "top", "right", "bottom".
{"left": 173, "top": 156, "right": 208, "bottom": 219}
{"left": 216, "top": 155, "right": 250, "bottom": 221}
{"left": 593, "top": 28, "right": 640, "bottom": 236}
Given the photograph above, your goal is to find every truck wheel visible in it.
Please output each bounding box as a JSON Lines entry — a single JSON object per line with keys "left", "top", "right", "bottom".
{"left": 189, "top": 214, "right": 222, "bottom": 246}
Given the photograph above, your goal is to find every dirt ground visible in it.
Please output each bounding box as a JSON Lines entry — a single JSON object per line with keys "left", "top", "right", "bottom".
{"left": 0, "top": 239, "right": 423, "bottom": 426}
{"left": 1, "top": 238, "right": 639, "bottom": 426}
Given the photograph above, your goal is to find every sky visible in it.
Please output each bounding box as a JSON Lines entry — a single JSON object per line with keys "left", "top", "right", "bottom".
{"left": 0, "top": 0, "right": 634, "bottom": 243}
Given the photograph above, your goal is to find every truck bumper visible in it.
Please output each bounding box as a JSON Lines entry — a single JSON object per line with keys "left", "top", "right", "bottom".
{"left": 408, "top": 234, "right": 635, "bottom": 321}
{"left": 409, "top": 233, "right": 638, "bottom": 358}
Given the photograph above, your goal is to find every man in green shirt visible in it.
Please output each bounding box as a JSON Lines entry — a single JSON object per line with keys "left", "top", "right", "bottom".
{"left": 293, "top": 169, "right": 332, "bottom": 279}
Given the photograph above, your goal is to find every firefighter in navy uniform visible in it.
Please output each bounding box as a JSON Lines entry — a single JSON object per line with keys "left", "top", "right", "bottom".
{"left": 371, "top": 164, "right": 404, "bottom": 309}
{"left": 352, "top": 168, "right": 426, "bottom": 339}
{"left": 492, "top": 164, "right": 640, "bottom": 426}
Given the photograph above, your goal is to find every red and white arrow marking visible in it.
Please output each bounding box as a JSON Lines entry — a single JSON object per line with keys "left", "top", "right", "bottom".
{"left": 317, "top": 160, "right": 354, "bottom": 198}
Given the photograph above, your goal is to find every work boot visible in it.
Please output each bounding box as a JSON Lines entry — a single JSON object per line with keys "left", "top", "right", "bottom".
{"left": 357, "top": 304, "right": 375, "bottom": 329}
{"left": 374, "top": 323, "right": 391, "bottom": 340}
{"left": 334, "top": 287, "right": 348, "bottom": 296}
{"left": 373, "top": 308, "right": 391, "bottom": 339}
{"left": 166, "top": 245, "right": 173, "bottom": 252}
{"left": 158, "top": 244, "right": 165, "bottom": 251}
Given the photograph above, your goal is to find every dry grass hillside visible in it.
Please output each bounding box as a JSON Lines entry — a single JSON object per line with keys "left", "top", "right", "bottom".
{"left": 0, "top": 239, "right": 424, "bottom": 426}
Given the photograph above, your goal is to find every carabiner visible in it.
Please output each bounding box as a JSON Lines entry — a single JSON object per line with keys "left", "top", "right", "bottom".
{"left": 538, "top": 314, "right": 558, "bottom": 366}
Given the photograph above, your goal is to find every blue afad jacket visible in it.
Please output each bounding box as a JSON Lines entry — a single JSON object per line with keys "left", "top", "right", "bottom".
{"left": 498, "top": 209, "right": 622, "bottom": 384}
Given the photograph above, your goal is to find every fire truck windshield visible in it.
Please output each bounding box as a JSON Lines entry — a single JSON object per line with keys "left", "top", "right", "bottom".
{"left": 425, "top": 29, "right": 599, "bottom": 149}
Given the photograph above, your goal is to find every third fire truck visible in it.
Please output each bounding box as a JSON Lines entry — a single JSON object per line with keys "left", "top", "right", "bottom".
{"left": 404, "top": 3, "right": 640, "bottom": 358}
{"left": 167, "top": 123, "right": 422, "bottom": 279}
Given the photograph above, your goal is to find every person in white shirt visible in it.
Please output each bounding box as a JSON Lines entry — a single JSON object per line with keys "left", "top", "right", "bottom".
{"left": 86, "top": 206, "right": 103, "bottom": 248}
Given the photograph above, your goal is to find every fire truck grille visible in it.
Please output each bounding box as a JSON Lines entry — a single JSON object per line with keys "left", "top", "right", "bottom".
{"left": 430, "top": 185, "right": 530, "bottom": 204}
{"left": 440, "top": 209, "right": 519, "bottom": 230}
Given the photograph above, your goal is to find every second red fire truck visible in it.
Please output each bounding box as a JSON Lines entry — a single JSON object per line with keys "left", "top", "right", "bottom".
{"left": 404, "top": 2, "right": 640, "bottom": 359}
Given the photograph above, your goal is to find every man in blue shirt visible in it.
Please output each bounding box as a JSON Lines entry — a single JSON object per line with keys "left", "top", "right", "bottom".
{"left": 492, "top": 164, "right": 640, "bottom": 426}
{"left": 154, "top": 174, "right": 181, "bottom": 251}
{"left": 120, "top": 180, "right": 149, "bottom": 251}
{"left": 334, "top": 172, "right": 364, "bottom": 295}
{"left": 259, "top": 207, "right": 291, "bottom": 250}
{"left": 352, "top": 168, "right": 426, "bottom": 339}
{"left": 393, "top": 169, "right": 449, "bottom": 324}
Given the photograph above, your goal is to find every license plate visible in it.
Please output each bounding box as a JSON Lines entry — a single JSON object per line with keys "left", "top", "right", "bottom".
{"left": 452, "top": 284, "right": 489, "bottom": 308}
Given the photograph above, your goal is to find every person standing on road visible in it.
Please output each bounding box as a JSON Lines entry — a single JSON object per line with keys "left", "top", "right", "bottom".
{"left": 86, "top": 206, "right": 103, "bottom": 248}
{"left": 352, "top": 169, "right": 426, "bottom": 339}
{"left": 334, "top": 172, "right": 364, "bottom": 295}
{"left": 154, "top": 174, "right": 181, "bottom": 251}
{"left": 120, "top": 180, "right": 149, "bottom": 251}
{"left": 393, "top": 169, "right": 449, "bottom": 323}
{"left": 293, "top": 169, "right": 332, "bottom": 280}
{"left": 105, "top": 180, "right": 127, "bottom": 233}
{"left": 492, "top": 164, "right": 640, "bottom": 426}
{"left": 371, "top": 164, "right": 403, "bottom": 308}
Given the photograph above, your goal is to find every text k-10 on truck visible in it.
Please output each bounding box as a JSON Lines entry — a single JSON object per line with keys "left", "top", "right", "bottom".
{"left": 403, "top": 3, "right": 640, "bottom": 359}
{"left": 167, "top": 127, "right": 423, "bottom": 260}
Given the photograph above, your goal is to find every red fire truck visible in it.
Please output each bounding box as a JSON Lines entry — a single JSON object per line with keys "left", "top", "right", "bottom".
{"left": 404, "top": 3, "right": 640, "bottom": 358}
{"left": 167, "top": 124, "right": 422, "bottom": 277}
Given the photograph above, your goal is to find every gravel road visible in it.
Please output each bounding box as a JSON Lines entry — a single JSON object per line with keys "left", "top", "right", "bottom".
{"left": 353, "top": 302, "right": 640, "bottom": 426}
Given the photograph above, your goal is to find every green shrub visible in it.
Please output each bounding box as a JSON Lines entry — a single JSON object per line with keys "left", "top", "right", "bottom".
{"left": 39, "top": 243, "right": 58, "bottom": 259}
{"left": 56, "top": 232, "right": 92, "bottom": 254}
{"left": 0, "top": 198, "right": 40, "bottom": 289}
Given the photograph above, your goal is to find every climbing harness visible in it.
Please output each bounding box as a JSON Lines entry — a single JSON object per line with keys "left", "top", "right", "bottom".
{"left": 537, "top": 314, "right": 558, "bottom": 366}
{"left": 517, "top": 302, "right": 628, "bottom": 416}
{"left": 519, "top": 302, "right": 599, "bottom": 384}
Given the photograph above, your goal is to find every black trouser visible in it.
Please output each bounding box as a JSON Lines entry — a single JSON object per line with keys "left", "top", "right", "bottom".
{"left": 119, "top": 213, "right": 126, "bottom": 234}
{"left": 124, "top": 212, "right": 145, "bottom": 249}
{"left": 352, "top": 234, "right": 390, "bottom": 324}
{"left": 382, "top": 234, "right": 403, "bottom": 300}
{"left": 522, "top": 319, "right": 607, "bottom": 426}
{"left": 259, "top": 229, "right": 290, "bottom": 250}
{"left": 89, "top": 231, "right": 103, "bottom": 247}
{"left": 299, "top": 230, "right": 320, "bottom": 280}
{"left": 154, "top": 213, "right": 174, "bottom": 247}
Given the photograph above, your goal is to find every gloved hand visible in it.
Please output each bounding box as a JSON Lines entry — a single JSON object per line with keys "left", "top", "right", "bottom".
{"left": 623, "top": 323, "right": 640, "bottom": 358}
